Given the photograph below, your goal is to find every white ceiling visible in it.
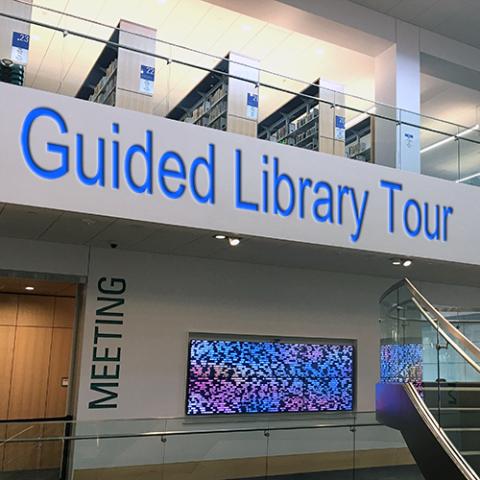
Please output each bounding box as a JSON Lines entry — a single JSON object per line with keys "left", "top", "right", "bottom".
{"left": 350, "top": 0, "right": 480, "bottom": 50}
{"left": 2, "top": 203, "right": 480, "bottom": 287}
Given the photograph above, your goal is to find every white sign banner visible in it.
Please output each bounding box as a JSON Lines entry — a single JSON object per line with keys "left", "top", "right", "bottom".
{"left": 0, "top": 83, "right": 477, "bottom": 266}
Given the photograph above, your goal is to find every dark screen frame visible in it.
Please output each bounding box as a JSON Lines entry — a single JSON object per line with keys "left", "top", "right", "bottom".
{"left": 185, "top": 332, "right": 356, "bottom": 417}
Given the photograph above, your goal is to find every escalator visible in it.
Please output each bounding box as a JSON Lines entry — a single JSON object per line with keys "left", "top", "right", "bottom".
{"left": 377, "top": 279, "right": 480, "bottom": 480}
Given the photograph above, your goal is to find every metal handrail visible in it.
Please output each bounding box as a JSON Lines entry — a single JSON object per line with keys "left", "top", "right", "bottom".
{"left": 11, "top": 0, "right": 478, "bottom": 132}
{"left": 1, "top": 9, "right": 480, "bottom": 143}
{"left": 0, "top": 416, "right": 381, "bottom": 444}
{"left": 405, "top": 278, "right": 480, "bottom": 367}
{"left": 380, "top": 278, "right": 480, "bottom": 371}
{"left": 404, "top": 383, "right": 480, "bottom": 480}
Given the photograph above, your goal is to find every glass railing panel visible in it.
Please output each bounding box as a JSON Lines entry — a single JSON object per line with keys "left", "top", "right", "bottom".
{"left": 379, "top": 284, "right": 425, "bottom": 386}
{"left": 267, "top": 424, "right": 354, "bottom": 479}
{"left": 380, "top": 280, "right": 480, "bottom": 475}
{"left": 430, "top": 307, "right": 480, "bottom": 377}
{"left": 0, "top": 416, "right": 424, "bottom": 479}
{"left": 420, "top": 129, "right": 460, "bottom": 181}
{"left": 380, "top": 281, "right": 480, "bottom": 386}
{"left": 354, "top": 423, "right": 425, "bottom": 479}
{"left": 371, "top": 113, "right": 399, "bottom": 169}
{"left": 0, "top": 419, "right": 68, "bottom": 476}
{"left": 4, "top": 0, "right": 480, "bottom": 187}
{"left": 1, "top": 422, "right": 42, "bottom": 473}
{"left": 163, "top": 418, "right": 269, "bottom": 480}
{"left": 342, "top": 92, "right": 376, "bottom": 118}
{"left": 72, "top": 419, "right": 167, "bottom": 479}
{"left": 458, "top": 130, "right": 480, "bottom": 185}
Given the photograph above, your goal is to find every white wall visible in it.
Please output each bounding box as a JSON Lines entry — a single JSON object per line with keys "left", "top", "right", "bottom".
{"left": 0, "top": 237, "right": 88, "bottom": 277}
{"left": 70, "top": 246, "right": 480, "bottom": 470}
{"left": 72, "top": 247, "right": 401, "bottom": 470}
{"left": 76, "top": 247, "right": 480, "bottom": 422}
{"left": 76, "top": 247, "right": 392, "bottom": 421}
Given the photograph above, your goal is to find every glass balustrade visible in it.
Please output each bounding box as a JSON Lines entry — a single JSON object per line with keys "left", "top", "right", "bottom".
{"left": 379, "top": 279, "right": 480, "bottom": 476}
{"left": 0, "top": 413, "right": 424, "bottom": 479}
{"left": 0, "top": 0, "right": 479, "bottom": 186}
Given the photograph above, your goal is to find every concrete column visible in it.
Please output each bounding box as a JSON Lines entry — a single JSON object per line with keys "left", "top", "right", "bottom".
{"left": 375, "top": 20, "right": 420, "bottom": 172}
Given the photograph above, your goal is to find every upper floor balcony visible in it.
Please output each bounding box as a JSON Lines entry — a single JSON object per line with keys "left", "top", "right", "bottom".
{"left": 1, "top": 0, "right": 480, "bottom": 187}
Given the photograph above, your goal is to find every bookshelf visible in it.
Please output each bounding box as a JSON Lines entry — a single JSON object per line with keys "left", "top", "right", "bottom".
{"left": 345, "top": 116, "right": 373, "bottom": 162}
{"left": 167, "top": 52, "right": 260, "bottom": 137}
{"left": 258, "top": 82, "right": 320, "bottom": 151}
{"left": 76, "top": 20, "right": 156, "bottom": 114}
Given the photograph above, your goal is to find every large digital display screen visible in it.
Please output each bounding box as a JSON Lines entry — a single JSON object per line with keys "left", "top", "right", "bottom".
{"left": 186, "top": 337, "right": 354, "bottom": 415}
{"left": 380, "top": 343, "right": 423, "bottom": 384}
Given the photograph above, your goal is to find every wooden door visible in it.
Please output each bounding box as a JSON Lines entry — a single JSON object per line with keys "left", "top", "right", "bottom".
{"left": 0, "top": 294, "right": 75, "bottom": 472}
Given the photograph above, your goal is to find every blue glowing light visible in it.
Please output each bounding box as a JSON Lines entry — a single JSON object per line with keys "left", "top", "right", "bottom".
{"left": 186, "top": 339, "right": 354, "bottom": 415}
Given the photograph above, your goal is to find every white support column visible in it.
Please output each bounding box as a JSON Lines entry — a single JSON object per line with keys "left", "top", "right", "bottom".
{"left": 375, "top": 20, "right": 420, "bottom": 172}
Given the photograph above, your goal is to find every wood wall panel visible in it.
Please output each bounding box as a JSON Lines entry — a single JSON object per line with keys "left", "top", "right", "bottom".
{"left": 0, "top": 292, "right": 76, "bottom": 473}
{"left": 54, "top": 297, "right": 75, "bottom": 328}
{"left": 0, "top": 326, "right": 15, "bottom": 419}
{"left": 40, "top": 423, "right": 64, "bottom": 469}
{"left": 8, "top": 327, "right": 52, "bottom": 419}
{"left": 0, "top": 294, "right": 18, "bottom": 326}
{"left": 17, "top": 296, "right": 54, "bottom": 327}
{"left": 0, "top": 424, "right": 5, "bottom": 471}
{"left": 45, "top": 328, "right": 73, "bottom": 417}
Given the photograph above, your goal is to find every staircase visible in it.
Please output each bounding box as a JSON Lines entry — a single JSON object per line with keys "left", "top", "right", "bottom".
{"left": 377, "top": 279, "right": 480, "bottom": 480}
{"left": 424, "top": 383, "right": 480, "bottom": 473}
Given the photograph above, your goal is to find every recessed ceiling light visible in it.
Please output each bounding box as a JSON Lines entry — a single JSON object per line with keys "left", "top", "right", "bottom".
{"left": 25, "top": 286, "right": 35, "bottom": 291}
{"left": 241, "top": 23, "right": 252, "bottom": 31}
{"left": 214, "top": 234, "right": 226, "bottom": 240}
{"left": 391, "top": 258, "right": 412, "bottom": 267}
{"left": 315, "top": 47, "right": 324, "bottom": 56}
{"left": 228, "top": 237, "right": 241, "bottom": 247}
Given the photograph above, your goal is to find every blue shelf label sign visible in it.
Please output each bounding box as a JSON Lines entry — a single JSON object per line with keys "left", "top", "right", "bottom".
{"left": 404, "top": 132, "right": 414, "bottom": 149}
{"left": 335, "top": 115, "right": 346, "bottom": 141}
{"left": 11, "top": 32, "right": 30, "bottom": 65}
{"left": 246, "top": 93, "right": 259, "bottom": 120}
{"left": 139, "top": 65, "right": 155, "bottom": 96}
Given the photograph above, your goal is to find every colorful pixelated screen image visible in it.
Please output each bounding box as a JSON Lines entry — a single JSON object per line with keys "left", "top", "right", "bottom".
{"left": 186, "top": 338, "right": 354, "bottom": 415}
{"left": 380, "top": 343, "right": 423, "bottom": 384}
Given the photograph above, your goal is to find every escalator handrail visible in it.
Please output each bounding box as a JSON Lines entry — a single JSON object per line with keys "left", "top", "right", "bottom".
{"left": 405, "top": 278, "right": 480, "bottom": 369}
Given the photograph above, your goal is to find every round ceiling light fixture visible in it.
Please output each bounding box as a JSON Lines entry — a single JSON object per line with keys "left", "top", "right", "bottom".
{"left": 391, "top": 258, "right": 412, "bottom": 267}
{"left": 228, "top": 237, "right": 241, "bottom": 247}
